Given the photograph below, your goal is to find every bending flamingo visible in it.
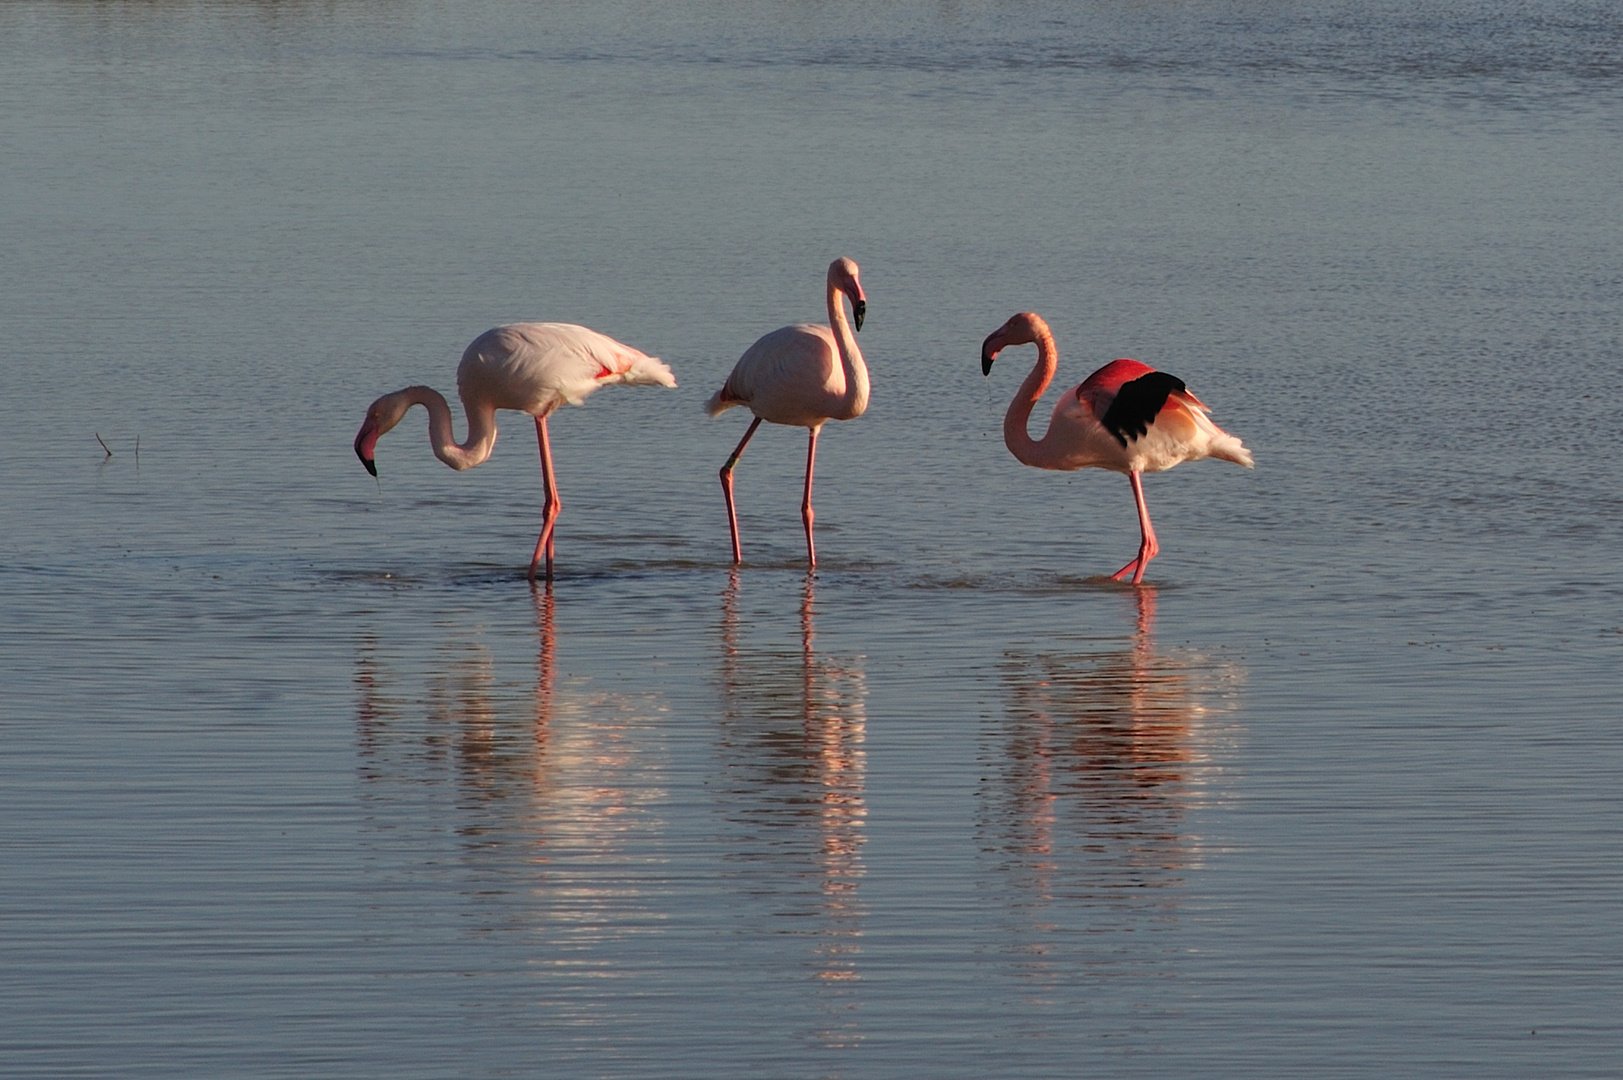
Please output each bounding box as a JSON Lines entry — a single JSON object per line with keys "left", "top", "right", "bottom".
{"left": 705, "top": 257, "right": 868, "bottom": 567}
{"left": 980, "top": 312, "right": 1252, "bottom": 584}
{"left": 353, "top": 322, "right": 676, "bottom": 582}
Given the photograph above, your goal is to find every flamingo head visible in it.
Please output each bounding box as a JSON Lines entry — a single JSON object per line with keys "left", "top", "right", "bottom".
{"left": 981, "top": 312, "right": 1046, "bottom": 376}
{"left": 353, "top": 390, "right": 413, "bottom": 477}
{"left": 828, "top": 257, "right": 866, "bottom": 332}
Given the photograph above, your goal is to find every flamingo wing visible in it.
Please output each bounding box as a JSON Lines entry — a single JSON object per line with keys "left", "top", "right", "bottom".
{"left": 1098, "top": 371, "right": 1188, "bottom": 447}
{"left": 460, "top": 323, "right": 674, "bottom": 413}
{"left": 512, "top": 323, "right": 675, "bottom": 389}
{"left": 706, "top": 324, "right": 838, "bottom": 424}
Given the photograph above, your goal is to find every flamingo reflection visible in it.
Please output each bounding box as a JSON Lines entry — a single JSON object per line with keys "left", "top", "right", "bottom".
{"left": 981, "top": 586, "right": 1243, "bottom": 982}
{"left": 717, "top": 570, "right": 868, "bottom": 1043}
{"left": 353, "top": 584, "right": 669, "bottom": 940}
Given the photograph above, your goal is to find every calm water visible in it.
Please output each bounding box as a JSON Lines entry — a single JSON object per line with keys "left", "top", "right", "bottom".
{"left": 4, "top": 1, "right": 1622, "bottom": 1076}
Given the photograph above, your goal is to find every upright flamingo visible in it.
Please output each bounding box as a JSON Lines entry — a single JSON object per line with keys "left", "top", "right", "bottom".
{"left": 981, "top": 312, "right": 1252, "bottom": 584}
{"left": 353, "top": 322, "right": 676, "bottom": 582}
{"left": 705, "top": 257, "right": 868, "bottom": 567}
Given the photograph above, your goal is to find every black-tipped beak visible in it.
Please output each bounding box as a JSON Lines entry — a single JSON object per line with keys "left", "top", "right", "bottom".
{"left": 981, "top": 327, "right": 1009, "bottom": 376}
{"left": 354, "top": 420, "right": 379, "bottom": 476}
{"left": 852, "top": 298, "right": 866, "bottom": 333}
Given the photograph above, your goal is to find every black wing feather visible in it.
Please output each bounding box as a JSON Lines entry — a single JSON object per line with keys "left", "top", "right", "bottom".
{"left": 1097, "top": 371, "right": 1186, "bottom": 447}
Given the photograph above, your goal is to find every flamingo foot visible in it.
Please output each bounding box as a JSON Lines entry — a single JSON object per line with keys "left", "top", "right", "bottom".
{"left": 802, "top": 506, "right": 816, "bottom": 569}
{"left": 530, "top": 510, "right": 559, "bottom": 583}
{"left": 1110, "top": 542, "right": 1158, "bottom": 584}
{"left": 527, "top": 528, "right": 555, "bottom": 583}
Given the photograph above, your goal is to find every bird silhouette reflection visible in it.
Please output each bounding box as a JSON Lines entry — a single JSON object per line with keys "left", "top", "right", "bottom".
{"left": 716, "top": 570, "right": 868, "bottom": 1044}
{"left": 980, "top": 586, "right": 1242, "bottom": 983}
{"left": 352, "top": 583, "right": 668, "bottom": 942}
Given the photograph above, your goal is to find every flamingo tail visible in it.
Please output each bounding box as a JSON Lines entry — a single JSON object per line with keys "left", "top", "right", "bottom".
{"left": 1179, "top": 395, "right": 1253, "bottom": 468}
{"left": 704, "top": 387, "right": 742, "bottom": 417}
{"left": 1209, "top": 432, "right": 1254, "bottom": 468}
{"left": 622, "top": 353, "right": 678, "bottom": 388}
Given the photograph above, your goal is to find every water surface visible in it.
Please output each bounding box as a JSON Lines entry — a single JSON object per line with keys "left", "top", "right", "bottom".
{"left": 3, "top": 1, "right": 1621, "bottom": 1076}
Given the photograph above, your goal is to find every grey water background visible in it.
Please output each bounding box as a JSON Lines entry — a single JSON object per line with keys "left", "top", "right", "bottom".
{"left": 3, "top": 0, "right": 1622, "bottom": 1075}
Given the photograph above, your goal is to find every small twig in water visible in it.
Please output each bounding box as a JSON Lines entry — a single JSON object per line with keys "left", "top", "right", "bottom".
{"left": 135, "top": 435, "right": 141, "bottom": 469}
{"left": 95, "top": 433, "right": 113, "bottom": 458}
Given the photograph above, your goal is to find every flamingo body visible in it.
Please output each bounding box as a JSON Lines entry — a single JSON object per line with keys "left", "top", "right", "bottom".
{"left": 707, "top": 258, "right": 869, "bottom": 567}
{"left": 354, "top": 321, "right": 675, "bottom": 581}
{"left": 709, "top": 323, "right": 859, "bottom": 428}
{"left": 458, "top": 323, "right": 674, "bottom": 417}
{"left": 981, "top": 312, "right": 1251, "bottom": 583}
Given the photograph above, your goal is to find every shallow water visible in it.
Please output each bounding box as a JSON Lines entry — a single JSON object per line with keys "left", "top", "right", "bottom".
{"left": 3, "top": 1, "right": 1622, "bottom": 1076}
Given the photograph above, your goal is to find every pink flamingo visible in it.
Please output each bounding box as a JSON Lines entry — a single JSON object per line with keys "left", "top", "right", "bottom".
{"left": 981, "top": 312, "right": 1252, "bottom": 584}
{"left": 705, "top": 257, "right": 868, "bottom": 567}
{"left": 353, "top": 322, "right": 676, "bottom": 582}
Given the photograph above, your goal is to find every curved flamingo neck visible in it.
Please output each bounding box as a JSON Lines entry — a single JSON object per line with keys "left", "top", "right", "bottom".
{"left": 827, "top": 279, "right": 869, "bottom": 421}
{"left": 403, "top": 385, "right": 497, "bottom": 472}
{"left": 1002, "top": 322, "right": 1066, "bottom": 468}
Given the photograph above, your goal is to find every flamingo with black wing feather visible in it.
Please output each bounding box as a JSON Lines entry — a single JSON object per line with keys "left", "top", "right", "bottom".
{"left": 981, "top": 312, "right": 1252, "bottom": 583}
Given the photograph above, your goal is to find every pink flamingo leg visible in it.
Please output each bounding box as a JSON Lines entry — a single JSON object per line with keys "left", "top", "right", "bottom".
{"left": 1110, "top": 470, "right": 1160, "bottom": 585}
{"left": 719, "top": 417, "right": 763, "bottom": 564}
{"left": 802, "top": 426, "right": 819, "bottom": 568}
{"left": 529, "top": 414, "right": 563, "bottom": 583}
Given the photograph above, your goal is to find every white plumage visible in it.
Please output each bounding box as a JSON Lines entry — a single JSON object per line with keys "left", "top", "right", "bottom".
{"left": 353, "top": 321, "right": 675, "bottom": 581}
{"left": 461, "top": 322, "right": 675, "bottom": 414}
{"left": 705, "top": 324, "right": 861, "bottom": 428}
{"left": 707, "top": 258, "right": 869, "bottom": 567}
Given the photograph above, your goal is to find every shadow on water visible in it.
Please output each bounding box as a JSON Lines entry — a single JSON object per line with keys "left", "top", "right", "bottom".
{"left": 715, "top": 569, "right": 868, "bottom": 1049}
{"left": 978, "top": 586, "right": 1245, "bottom": 993}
